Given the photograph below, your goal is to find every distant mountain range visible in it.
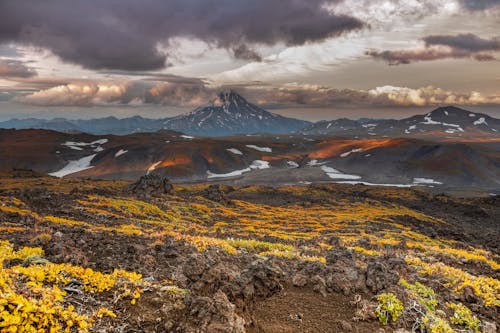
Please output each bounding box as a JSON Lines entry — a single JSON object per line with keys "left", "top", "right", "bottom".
{"left": 0, "top": 92, "right": 498, "bottom": 138}
{"left": 0, "top": 92, "right": 310, "bottom": 136}
{"left": 301, "top": 106, "right": 499, "bottom": 138}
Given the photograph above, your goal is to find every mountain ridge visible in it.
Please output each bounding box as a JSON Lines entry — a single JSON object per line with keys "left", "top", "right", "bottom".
{"left": 0, "top": 100, "right": 498, "bottom": 138}
{"left": 301, "top": 105, "right": 500, "bottom": 138}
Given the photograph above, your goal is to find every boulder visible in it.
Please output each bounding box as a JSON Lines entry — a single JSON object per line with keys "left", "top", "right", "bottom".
{"left": 128, "top": 174, "right": 173, "bottom": 197}
{"left": 186, "top": 290, "right": 245, "bottom": 333}
{"left": 365, "top": 261, "right": 399, "bottom": 293}
{"left": 201, "top": 184, "right": 233, "bottom": 205}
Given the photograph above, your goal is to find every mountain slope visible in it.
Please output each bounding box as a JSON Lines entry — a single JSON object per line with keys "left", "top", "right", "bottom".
{"left": 161, "top": 91, "right": 311, "bottom": 136}
{"left": 1, "top": 128, "right": 498, "bottom": 190}
{"left": 301, "top": 106, "right": 500, "bottom": 138}
{"left": 0, "top": 116, "right": 165, "bottom": 135}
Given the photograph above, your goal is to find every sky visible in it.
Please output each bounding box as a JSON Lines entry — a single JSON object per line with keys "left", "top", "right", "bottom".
{"left": 0, "top": 0, "right": 499, "bottom": 121}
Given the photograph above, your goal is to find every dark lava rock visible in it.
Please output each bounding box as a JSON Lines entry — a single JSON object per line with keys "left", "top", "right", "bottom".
{"left": 365, "top": 261, "right": 399, "bottom": 293}
{"left": 128, "top": 174, "right": 173, "bottom": 197}
{"left": 236, "top": 259, "right": 284, "bottom": 302}
{"left": 201, "top": 184, "right": 233, "bottom": 205}
{"left": 185, "top": 290, "right": 245, "bottom": 333}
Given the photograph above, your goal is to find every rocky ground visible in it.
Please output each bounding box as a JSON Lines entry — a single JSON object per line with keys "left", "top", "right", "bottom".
{"left": 0, "top": 172, "right": 498, "bottom": 332}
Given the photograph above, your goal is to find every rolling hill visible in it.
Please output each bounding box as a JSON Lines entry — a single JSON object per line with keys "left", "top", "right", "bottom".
{"left": 0, "top": 128, "right": 498, "bottom": 191}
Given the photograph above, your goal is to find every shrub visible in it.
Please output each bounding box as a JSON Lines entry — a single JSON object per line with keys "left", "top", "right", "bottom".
{"left": 400, "top": 279, "right": 438, "bottom": 311}
{"left": 422, "top": 315, "right": 454, "bottom": 333}
{"left": 375, "top": 292, "right": 404, "bottom": 325}
{"left": 447, "top": 302, "right": 480, "bottom": 332}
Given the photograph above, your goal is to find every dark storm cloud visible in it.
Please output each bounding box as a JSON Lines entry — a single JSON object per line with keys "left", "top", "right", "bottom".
{"left": 458, "top": 0, "right": 500, "bottom": 11}
{"left": 0, "top": 59, "right": 37, "bottom": 78}
{"left": 367, "top": 33, "right": 500, "bottom": 65}
{"left": 0, "top": 0, "right": 364, "bottom": 71}
{"left": 424, "top": 34, "right": 500, "bottom": 52}
{"left": 232, "top": 44, "right": 262, "bottom": 62}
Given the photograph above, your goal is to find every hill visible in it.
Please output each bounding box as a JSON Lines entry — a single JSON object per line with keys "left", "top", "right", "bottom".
{"left": 0, "top": 128, "right": 498, "bottom": 191}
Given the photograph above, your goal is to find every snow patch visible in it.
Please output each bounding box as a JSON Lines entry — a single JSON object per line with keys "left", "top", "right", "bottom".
{"left": 307, "top": 159, "right": 325, "bottom": 166}
{"left": 250, "top": 160, "right": 270, "bottom": 169}
{"left": 62, "top": 139, "right": 108, "bottom": 151}
{"left": 115, "top": 149, "right": 128, "bottom": 157}
{"left": 147, "top": 161, "right": 162, "bottom": 175}
{"left": 226, "top": 148, "right": 243, "bottom": 155}
{"left": 421, "top": 116, "right": 463, "bottom": 131}
{"left": 336, "top": 181, "right": 415, "bottom": 188}
{"left": 321, "top": 166, "right": 361, "bottom": 180}
{"left": 413, "top": 178, "right": 442, "bottom": 185}
{"left": 180, "top": 135, "right": 194, "bottom": 139}
{"left": 340, "top": 148, "right": 363, "bottom": 158}
{"left": 473, "top": 117, "right": 487, "bottom": 126}
{"left": 469, "top": 113, "right": 476, "bottom": 117}
{"left": 207, "top": 160, "right": 270, "bottom": 179}
{"left": 49, "top": 154, "right": 96, "bottom": 178}
{"left": 287, "top": 161, "right": 299, "bottom": 168}
{"left": 246, "top": 145, "right": 272, "bottom": 152}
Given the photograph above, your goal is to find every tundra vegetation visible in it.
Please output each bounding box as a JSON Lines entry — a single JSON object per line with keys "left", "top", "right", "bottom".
{"left": 0, "top": 174, "right": 498, "bottom": 332}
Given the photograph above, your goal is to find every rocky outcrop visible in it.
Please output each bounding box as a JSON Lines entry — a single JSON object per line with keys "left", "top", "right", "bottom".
{"left": 128, "top": 174, "right": 173, "bottom": 197}
{"left": 201, "top": 184, "right": 233, "bottom": 205}
{"left": 185, "top": 291, "right": 246, "bottom": 333}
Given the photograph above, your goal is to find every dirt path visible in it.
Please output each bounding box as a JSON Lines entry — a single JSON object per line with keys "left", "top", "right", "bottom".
{"left": 248, "top": 287, "right": 381, "bottom": 333}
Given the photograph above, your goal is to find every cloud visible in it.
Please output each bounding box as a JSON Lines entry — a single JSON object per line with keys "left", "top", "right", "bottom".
{"left": 367, "top": 33, "right": 500, "bottom": 64}
{"left": 14, "top": 77, "right": 500, "bottom": 109}
{"left": 18, "top": 81, "right": 136, "bottom": 106}
{"left": 0, "top": 0, "right": 364, "bottom": 71}
{"left": 424, "top": 33, "right": 500, "bottom": 52}
{"left": 457, "top": 0, "right": 500, "bottom": 11}
{"left": 246, "top": 84, "right": 500, "bottom": 108}
{"left": 15, "top": 78, "right": 216, "bottom": 107}
{"left": 232, "top": 44, "right": 262, "bottom": 62}
{"left": 0, "top": 59, "right": 37, "bottom": 78}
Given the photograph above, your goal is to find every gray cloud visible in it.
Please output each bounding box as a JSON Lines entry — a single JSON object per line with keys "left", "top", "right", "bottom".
{"left": 424, "top": 33, "right": 500, "bottom": 52}
{"left": 367, "top": 33, "right": 500, "bottom": 65}
{"left": 232, "top": 44, "right": 262, "bottom": 62}
{"left": 0, "top": 59, "right": 37, "bottom": 78}
{"left": 458, "top": 0, "right": 500, "bottom": 11}
{"left": 0, "top": 0, "right": 364, "bottom": 71}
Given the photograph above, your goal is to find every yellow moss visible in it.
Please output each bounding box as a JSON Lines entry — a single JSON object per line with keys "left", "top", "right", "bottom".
{"left": 406, "top": 257, "right": 500, "bottom": 307}
{"left": 422, "top": 315, "right": 454, "bottom": 333}
{"left": 0, "top": 241, "right": 145, "bottom": 333}
{"left": 349, "top": 246, "right": 381, "bottom": 256}
{"left": 400, "top": 278, "right": 438, "bottom": 311}
{"left": 446, "top": 302, "right": 480, "bottom": 332}
{"left": 0, "top": 226, "right": 27, "bottom": 233}
{"left": 259, "top": 249, "right": 326, "bottom": 263}
{"left": 375, "top": 292, "right": 404, "bottom": 325}
{"left": 226, "top": 238, "right": 294, "bottom": 253}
